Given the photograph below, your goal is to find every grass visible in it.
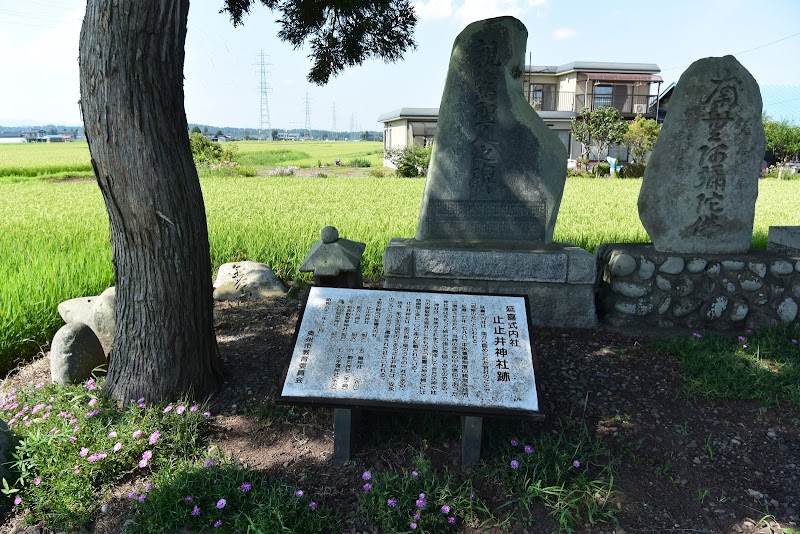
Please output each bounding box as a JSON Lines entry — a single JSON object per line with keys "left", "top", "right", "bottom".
{"left": 2, "top": 172, "right": 800, "bottom": 373}
{"left": 235, "top": 140, "right": 384, "bottom": 169}
{"left": 651, "top": 324, "right": 800, "bottom": 406}
{"left": 0, "top": 142, "right": 93, "bottom": 182}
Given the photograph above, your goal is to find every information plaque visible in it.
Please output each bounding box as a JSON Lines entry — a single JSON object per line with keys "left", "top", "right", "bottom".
{"left": 280, "top": 287, "right": 538, "bottom": 415}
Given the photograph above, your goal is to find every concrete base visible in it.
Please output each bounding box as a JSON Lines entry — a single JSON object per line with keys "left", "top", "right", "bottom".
{"left": 768, "top": 226, "right": 800, "bottom": 255}
{"left": 383, "top": 238, "right": 597, "bottom": 328}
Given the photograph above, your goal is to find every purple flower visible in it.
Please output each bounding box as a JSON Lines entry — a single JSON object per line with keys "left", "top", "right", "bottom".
{"left": 415, "top": 498, "right": 426, "bottom": 508}
{"left": 85, "top": 409, "right": 100, "bottom": 418}
{"left": 572, "top": 460, "right": 581, "bottom": 468}
{"left": 190, "top": 405, "right": 199, "bottom": 412}
{"left": 295, "top": 489, "right": 304, "bottom": 498}
{"left": 510, "top": 459, "right": 519, "bottom": 469}
{"left": 411, "top": 470, "right": 419, "bottom": 477}
{"left": 128, "top": 491, "right": 136, "bottom": 499}
{"left": 309, "top": 501, "right": 318, "bottom": 510}
{"left": 79, "top": 447, "right": 89, "bottom": 457}
{"left": 204, "top": 459, "right": 214, "bottom": 468}
{"left": 213, "top": 519, "right": 222, "bottom": 528}
{"left": 138, "top": 459, "right": 149, "bottom": 468}
{"left": 145, "top": 483, "right": 153, "bottom": 491}
{"left": 13, "top": 496, "right": 21, "bottom": 506}
{"left": 524, "top": 445, "right": 534, "bottom": 454}
{"left": 176, "top": 405, "right": 186, "bottom": 414}
{"left": 216, "top": 498, "right": 226, "bottom": 509}
{"left": 163, "top": 405, "right": 173, "bottom": 413}
{"left": 743, "top": 344, "right": 748, "bottom": 349}
{"left": 362, "top": 471, "right": 371, "bottom": 481}
{"left": 413, "top": 513, "right": 420, "bottom": 521}
{"left": 107, "top": 431, "right": 117, "bottom": 438}
{"left": 738, "top": 335, "right": 746, "bottom": 342}
{"left": 88, "top": 398, "right": 98, "bottom": 407}
{"left": 184, "top": 496, "right": 193, "bottom": 503}
{"left": 137, "top": 397, "right": 145, "bottom": 403}
{"left": 138, "top": 494, "right": 146, "bottom": 503}
{"left": 132, "top": 430, "right": 142, "bottom": 439}
{"left": 410, "top": 522, "right": 417, "bottom": 530}
{"left": 746, "top": 329, "right": 753, "bottom": 334}
{"left": 692, "top": 332, "right": 703, "bottom": 339}
{"left": 113, "top": 442, "right": 122, "bottom": 452}
{"left": 191, "top": 505, "right": 201, "bottom": 516}
{"left": 441, "top": 504, "right": 451, "bottom": 514}
{"left": 510, "top": 439, "right": 519, "bottom": 446}
{"left": 148, "top": 430, "right": 161, "bottom": 445}
{"left": 240, "top": 482, "right": 252, "bottom": 492}
{"left": 363, "top": 483, "right": 372, "bottom": 491}
{"left": 33, "top": 477, "right": 41, "bottom": 486}
{"left": 448, "top": 516, "right": 457, "bottom": 524}
{"left": 203, "top": 411, "right": 211, "bottom": 418}
{"left": 792, "top": 339, "right": 798, "bottom": 345}
{"left": 387, "top": 498, "right": 397, "bottom": 507}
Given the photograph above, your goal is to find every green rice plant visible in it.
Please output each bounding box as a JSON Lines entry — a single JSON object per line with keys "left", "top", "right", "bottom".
{"left": 0, "top": 143, "right": 92, "bottom": 182}
{"left": 483, "top": 417, "right": 618, "bottom": 533}
{"left": 652, "top": 325, "right": 800, "bottom": 405}
{"left": 127, "top": 457, "right": 338, "bottom": 534}
{"left": 0, "top": 377, "right": 210, "bottom": 531}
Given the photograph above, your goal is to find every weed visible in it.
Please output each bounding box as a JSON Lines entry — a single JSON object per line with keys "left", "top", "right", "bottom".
{"left": 697, "top": 489, "right": 711, "bottom": 503}
{"left": 675, "top": 421, "right": 689, "bottom": 436}
{"left": 704, "top": 433, "right": 714, "bottom": 460}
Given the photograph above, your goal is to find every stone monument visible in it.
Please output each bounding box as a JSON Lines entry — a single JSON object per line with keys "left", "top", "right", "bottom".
{"left": 383, "top": 16, "right": 597, "bottom": 328}
{"left": 639, "top": 55, "right": 765, "bottom": 254}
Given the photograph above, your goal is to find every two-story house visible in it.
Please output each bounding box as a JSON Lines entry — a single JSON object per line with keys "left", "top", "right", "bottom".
{"left": 379, "top": 60, "right": 663, "bottom": 166}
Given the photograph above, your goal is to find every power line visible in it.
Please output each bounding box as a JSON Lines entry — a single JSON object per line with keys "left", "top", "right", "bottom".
{"left": 662, "top": 31, "right": 800, "bottom": 72}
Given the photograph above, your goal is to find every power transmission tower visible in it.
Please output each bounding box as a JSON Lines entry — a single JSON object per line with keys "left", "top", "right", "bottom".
{"left": 331, "top": 102, "right": 337, "bottom": 140}
{"left": 256, "top": 50, "right": 272, "bottom": 140}
{"left": 350, "top": 113, "right": 356, "bottom": 141}
{"left": 303, "top": 90, "right": 312, "bottom": 139}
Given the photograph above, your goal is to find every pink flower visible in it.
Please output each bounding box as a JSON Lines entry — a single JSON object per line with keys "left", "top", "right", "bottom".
{"left": 142, "top": 450, "right": 153, "bottom": 460}
{"left": 572, "top": 460, "right": 581, "bottom": 468}
{"left": 69, "top": 435, "right": 77, "bottom": 443}
{"left": 73, "top": 464, "right": 80, "bottom": 474}
{"left": 33, "top": 477, "right": 41, "bottom": 486}
{"left": 113, "top": 442, "right": 122, "bottom": 452}
{"left": 163, "top": 405, "right": 173, "bottom": 413}
{"left": 448, "top": 516, "right": 457, "bottom": 524}
{"left": 13, "top": 496, "right": 21, "bottom": 506}
{"left": 441, "top": 504, "right": 451, "bottom": 514}
{"left": 410, "top": 522, "right": 417, "bottom": 530}
{"left": 107, "top": 431, "right": 117, "bottom": 439}
{"left": 88, "top": 398, "right": 98, "bottom": 407}
{"left": 203, "top": 411, "right": 211, "bottom": 418}
{"left": 85, "top": 410, "right": 100, "bottom": 418}
{"left": 190, "top": 405, "right": 199, "bottom": 412}
{"left": 79, "top": 447, "right": 89, "bottom": 457}
{"left": 132, "top": 430, "right": 142, "bottom": 439}
{"left": 176, "top": 405, "right": 186, "bottom": 414}
{"left": 138, "top": 458, "right": 148, "bottom": 468}
{"left": 148, "top": 430, "right": 160, "bottom": 445}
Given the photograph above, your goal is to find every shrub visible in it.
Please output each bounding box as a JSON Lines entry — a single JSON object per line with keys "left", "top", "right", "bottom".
{"left": 346, "top": 157, "right": 372, "bottom": 168}
{"left": 367, "top": 169, "right": 386, "bottom": 178}
{"left": 567, "top": 169, "right": 592, "bottom": 178}
{"left": 619, "top": 162, "right": 646, "bottom": 178}
{"left": 386, "top": 146, "right": 432, "bottom": 178}
{"left": 593, "top": 162, "right": 611, "bottom": 177}
{"left": 189, "top": 133, "right": 222, "bottom": 165}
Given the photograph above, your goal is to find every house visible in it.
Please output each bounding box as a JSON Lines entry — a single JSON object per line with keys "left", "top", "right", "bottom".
{"left": 0, "top": 133, "right": 27, "bottom": 144}
{"left": 378, "top": 61, "right": 663, "bottom": 164}
{"left": 377, "top": 108, "right": 438, "bottom": 167}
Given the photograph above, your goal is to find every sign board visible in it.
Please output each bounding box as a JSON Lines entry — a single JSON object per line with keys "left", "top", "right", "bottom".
{"left": 280, "top": 287, "right": 539, "bottom": 415}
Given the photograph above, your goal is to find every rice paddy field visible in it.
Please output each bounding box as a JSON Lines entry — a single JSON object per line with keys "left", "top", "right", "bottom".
{"left": 2, "top": 140, "right": 799, "bottom": 371}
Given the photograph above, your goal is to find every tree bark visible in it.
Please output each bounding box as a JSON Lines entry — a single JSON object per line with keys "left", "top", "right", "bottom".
{"left": 79, "top": 0, "right": 222, "bottom": 402}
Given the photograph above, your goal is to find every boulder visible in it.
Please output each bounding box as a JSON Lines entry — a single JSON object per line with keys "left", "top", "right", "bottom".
{"left": 50, "top": 322, "right": 107, "bottom": 385}
{"left": 57, "top": 296, "right": 95, "bottom": 324}
{"left": 213, "top": 261, "right": 287, "bottom": 300}
{"left": 89, "top": 287, "right": 116, "bottom": 354}
{"left": 639, "top": 55, "right": 764, "bottom": 253}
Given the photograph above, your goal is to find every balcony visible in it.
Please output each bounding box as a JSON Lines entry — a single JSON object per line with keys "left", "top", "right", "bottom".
{"left": 528, "top": 90, "right": 658, "bottom": 117}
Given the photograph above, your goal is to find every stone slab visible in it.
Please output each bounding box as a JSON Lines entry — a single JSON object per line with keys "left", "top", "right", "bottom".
{"left": 768, "top": 226, "right": 800, "bottom": 255}
{"left": 415, "top": 16, "right": 566, "bottom": 242}
{"left": 280, "top": 287, "right": 539, "bottom": 416}
{"left": 384, "top": 238, "right": 595, "bottom": 284}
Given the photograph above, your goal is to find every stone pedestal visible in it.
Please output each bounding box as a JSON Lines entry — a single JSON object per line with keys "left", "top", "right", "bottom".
{"left": 768, "top": 226, "right": 800, "bottom": 255}
{"left": 383, "top": 238, "right": 597, "bottom": 328}
{"left": 597, "top": 243, "right": 800, "bottom": 330}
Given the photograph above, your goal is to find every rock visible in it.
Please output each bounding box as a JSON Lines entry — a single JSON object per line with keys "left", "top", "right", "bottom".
{"left": 722, "top": 260, "right": 745, "bottom": 271}
{"left": 57, "top": 296, "right": 95, "bottom": 324}
{"left": 610, "top": 253, "right": 637, "bottom": 277}
{"left": 738, "top": 273, "right": 763, "bottom": 292}
{"left": 50, "top": 322, "right": 106, "bottom": 385}
{"left": 674, "top": 275, "right": 695, "bottom": 297}
{"left": 721, "top": 277, "right": 737, "bottom": 293}
{"left": 89, "top": 287, "right": 116, "bottom": 354}
{"left": 703, "top": 295, "right": 728, "bottom": 320}
{"left": 776, "top": 297, "right": 798, "bottom": 322}
{"left": 673, "top": 298, "right": 703, "bottom": 318}
{"left": 415, "top": 16, "right": 566, "bottom": 242}
{"left": 748, "top": 261, "right": 767, "bottom": 278}
{"left": 639, "top": 56, "right": 765, "bottom": 253}
{"left": 729, "top": 300, "right": 749, "bottom": 321}
{"left": 705, "top": 261, "right": 721, "bottom": 275}
{"left": 638, "top": 257, "right": 655, "bottom": 279}
{"left": 659, "top": 257, "right": 685, "bottom": 274}
{"left": 658, "top": 296, "right": 672, "bottom": 314}
{"left": 686, "top": 258, "right": 708, "bottom": 273}
{"left": 213, "top": 261, "right": 287, "bottom": 300}
{"left": 610, "top": 281, "right": 649, "bottom": 298}
{"left": 614, "top": 298, "right": 654, "bottom": 316}
{"left": 656, "top": 275, "right": 672, "bottom": 291}
{"left": 770, "top": 260, "right": 794, "bottom": 276}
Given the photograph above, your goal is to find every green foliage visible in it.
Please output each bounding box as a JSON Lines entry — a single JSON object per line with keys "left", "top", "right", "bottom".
{"left": 619, "top": 162, "right": 646, "bottom": 178}
{"left": 1, "top": 378, "right": 210, "bottom": 531}
{"left": 569, "top": 115, "right": 591, "bottom": 166}
{"left": 566, "top": 169, "right": 592, "bottom": 178}
{"left": 189, "top": 133, "right": 223, "bottom": 165}
{"left": 367, "top": 168, "right": 386, "bottom": 178}
{"left": 357, "top": 454, "right": 485, "bottom": 532}
{"left": 572, "top": 107, "right": 628, "bottom": 164}
{"left": 592, "top": 162, "right": 610, "bottom": 177}
{"left": 651, "top": 324, "right": 800, "bottom": 405}
{"left": 763, "top": 115, "right": 800, "bottom": 178}
{"left": 190, "top": 126, "right": 202, "bottom": 134}
{"left": 482, "top": 417, "right": 618, "bottom": 532}
{"left": 128, "top": 457, "right": 337, "bottom": 534}
{"left": 346, "top": 157, "right": 372, "bottom": 168}
{"left": 386, "top": 146, "right": 432, "bottom": 177}
{"left": 623, "top": 115, "right": 660, "bottom": 163}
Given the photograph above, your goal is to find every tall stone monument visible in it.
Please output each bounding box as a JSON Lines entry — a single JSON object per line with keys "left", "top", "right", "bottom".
{"left": 638, "top": 55, "right": 765, "bottom": 253}
{"left": 415, "top": 17, "right": 566, "bottom": 242}
{"left": 384, "top": 16, "right": 597, "bottom": 328}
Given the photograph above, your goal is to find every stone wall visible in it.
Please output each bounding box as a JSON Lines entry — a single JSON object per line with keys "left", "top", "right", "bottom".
{"left": 597, "top": 243, "right": 800, "bottom": 330}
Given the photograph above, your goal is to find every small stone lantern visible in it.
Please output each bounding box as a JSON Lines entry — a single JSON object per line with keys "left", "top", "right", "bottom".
{"left": 299, "top": 226, "right": 366, "bottom": 289}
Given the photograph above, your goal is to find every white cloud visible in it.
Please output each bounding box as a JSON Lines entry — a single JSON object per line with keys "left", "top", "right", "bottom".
{"left": 413, "top": 0, "right": 454, "bottom": 20}
{"left": 553, "top": 27, "right": 577, "bottom": 40}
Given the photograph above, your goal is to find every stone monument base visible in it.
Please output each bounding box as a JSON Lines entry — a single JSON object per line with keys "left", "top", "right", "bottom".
{"left": 597, "top": 243, "right": 800, "bottom": 330}
{"left": 382, "top": 238, "right": 597, "bottom": 328}
{"left": 768, "top": 226, "right": 800, "bottom": 256}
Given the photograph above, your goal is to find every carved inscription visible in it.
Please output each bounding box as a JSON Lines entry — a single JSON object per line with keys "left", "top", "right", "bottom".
{"left": 687, "top": 76, "right": 739, "bottom": 235}
{"left": 426, "top": 200, "right": 546, "bottom": 238}
{"left": 469, "top": 39, "right": 501, "bottom": 194}
{"left": 281, "top": 288, "right": 539, "bottom": 413}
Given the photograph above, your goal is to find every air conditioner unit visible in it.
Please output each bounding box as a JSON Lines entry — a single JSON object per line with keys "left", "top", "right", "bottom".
{"left": 633, "top": 103, "right": 648, "bottom": 114}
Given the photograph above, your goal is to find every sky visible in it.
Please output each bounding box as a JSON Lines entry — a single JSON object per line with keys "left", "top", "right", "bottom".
{"left": 1, "top": 0, "right": 799, "bottom": 131}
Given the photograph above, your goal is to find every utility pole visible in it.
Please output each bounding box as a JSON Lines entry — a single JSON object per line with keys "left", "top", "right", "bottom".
{"left": 331, "top": 102, "right": 337, "bottom": 140}
{"left": 350, "top": 113, "right": 356, "bottom": 141}
{"left": 256, "top": 50, "right": 272, "bottom": 140}
{"left": 304, "top": 90, "right": 312, "bottom": 140}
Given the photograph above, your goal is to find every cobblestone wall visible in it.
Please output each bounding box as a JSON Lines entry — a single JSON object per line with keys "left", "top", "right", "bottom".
{"left": 597, "top": 244, "right": 800, "bottom": 330}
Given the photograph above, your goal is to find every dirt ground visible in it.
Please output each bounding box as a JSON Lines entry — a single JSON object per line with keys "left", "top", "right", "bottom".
{"left": 2, "top": 290, "right": 799, "bottom": 533}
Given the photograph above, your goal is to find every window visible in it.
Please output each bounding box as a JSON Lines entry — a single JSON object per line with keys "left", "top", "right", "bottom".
{"left": 531, "top": 84, "right": 557, "bottom": 111}
{"left": 592, "top": 85, "right": 612, "bottom": 109}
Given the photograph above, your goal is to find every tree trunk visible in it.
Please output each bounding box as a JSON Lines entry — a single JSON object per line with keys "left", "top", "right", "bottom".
{"left": 79, "top": 0, "right": 222, "bottom": 403}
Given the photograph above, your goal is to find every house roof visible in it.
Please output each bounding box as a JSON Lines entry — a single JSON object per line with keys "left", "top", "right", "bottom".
{"left": 377, "top": 107, "right": 439, "bottom": 123}
{"left": 525, "top": 61, "right": 661, "bottom": 75}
